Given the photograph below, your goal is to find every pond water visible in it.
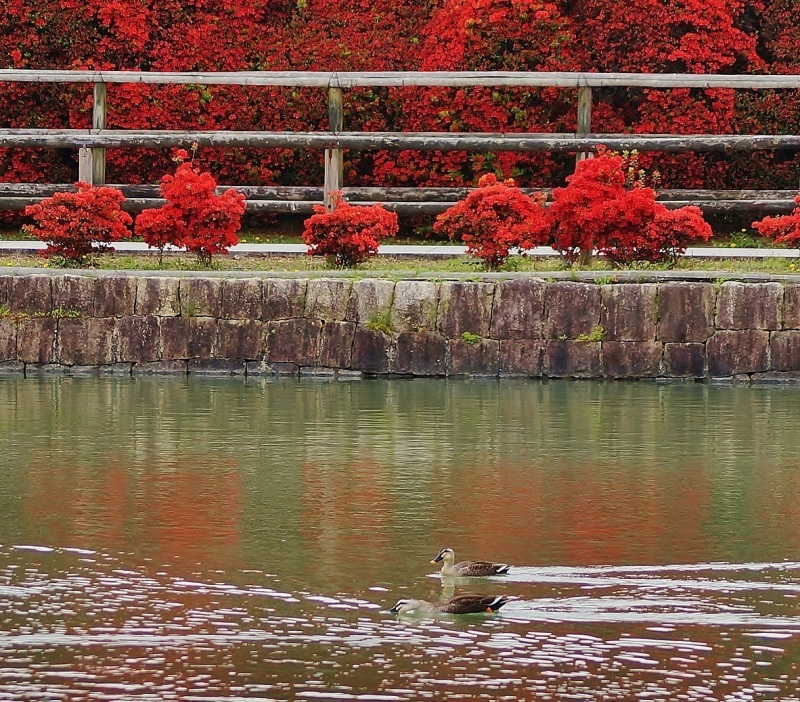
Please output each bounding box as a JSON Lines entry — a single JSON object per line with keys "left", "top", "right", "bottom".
{"left": 1, "top": 376, "right": 800, "bottom": 700}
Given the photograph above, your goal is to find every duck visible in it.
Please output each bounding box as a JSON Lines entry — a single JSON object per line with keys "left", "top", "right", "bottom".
{"left": 389, "top": 594, "right": 511, "bottom": 615}
{"left": 431, "top": 547, "right": 512, "bottom": 577}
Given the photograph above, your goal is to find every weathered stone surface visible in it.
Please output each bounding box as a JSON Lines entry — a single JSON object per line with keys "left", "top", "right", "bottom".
{"left": 57, "top": 318, "right": 115, "bottom": 366}
{"left": 0, "top": 320, "right": 16, "bottom": 360}
{"left": 770, "top": 331, "right": 800, "bottom": 371}
{"left": 160, "top": 317, "right": 218, "bottom": 359}
{"left": 447, "top": 338, "right": 499, "bottom": 376}
{"left": 395, "top": 331, "right": 447, "bottom": 375}
{"left": 345, "top": 279, "right": 395, "bottom": 324}
{"left": 133, "top": 361, "right": 188, "bottom": 375}
{"left": 319, "top": 321, "right": 356, "bottom": 368}
{"left": 266, "top": 318, "right": 322, "bottom": 365}
{"left": 305, "top": 278, "right": 352, "bottom": 321}
{"left": 663, "top": 343, "right": 706, "bottom": 377}
{"left": 221, "top": 278, "right": 262, "bottom": 320}
{"left": 94, "top": 276, "right": 136, "bottom": 317}
{"left": 499, "top": 339, "right": 545, "bottom": 376}
{"left": 0, "top": 276, "right": 9, "bottom": 307}
{"left": 602, "top": 341, "right": 662, "bottom": 378}
{"left": 391, "top": 281, "right": 438, "bottom": 332}
{"left": 299, "top": 366, "right": 337, "bottom": 377}
{"left": 707, "top": 330, "right": 770, "bottom": 376}
{"left": 216, "top": 319, "right": 266, "bottom": 360}
{"left": 657, "top": 282, "right": 715, "bottom": 342}
{"left": 545, "top": 340, "right": 601, "bottom": 378}
{"left": 751, "top": 371, "right": 800, "bottom": 384}
{"left": 716, "top": 281, "right": 782, "bottom": 330}
{"left": 24, "top": 363, "right": 71, "bottom": 374}
{"left": 601, "top": 284, "right": 658, "bottom": 341}
{"left": 180, "top": 277, "right": 223, "bottom": 317}
{"left": 0, "top": 361, "right": 24, "bottom": 373}
{"left": 117, "top": 315, "right": 160, "bottom": 362}
{"left": 52, "top": 275, "right": 95, "bottom": 315}
{"left": 782, "top": 285, "right": 800, "bottom": 329}
{"left": 351, "top": 327, "right": 393, "bottom": 374}
{"left": 135, "top": 277, "right": 180, "bottom": 316}
{"left": 10, "top": 275, "right": 52, "bottom": 314}
{"left": 246, "top": 360, "right": 299, "bottom": 376}
{"left": 544, "top": 283, "right": 601, "bottom": 339}
{"left": 490, "top": 279, "right": 545, "bottom": 339}
{"left": 264, "top": 278, "right": 306, "bottom": 320}
{"left": 16, "top": 318, "right": 56, "bottom": 364}
{"left": 437, "top": 281, "right": 494, "bottom": 338}
{"left": 188, "top": 358, "right": 246, "bottom": 375}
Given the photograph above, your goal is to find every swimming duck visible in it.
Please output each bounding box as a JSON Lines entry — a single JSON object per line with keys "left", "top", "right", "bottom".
{"left": 431, "top": 547, "right": 512, "bottom": 577}
{"left": 389, "top": 594, "right": 511, "bottom": 615}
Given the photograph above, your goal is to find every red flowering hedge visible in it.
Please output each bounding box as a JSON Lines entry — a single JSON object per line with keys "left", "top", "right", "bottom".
{"left": 752, "top": 195, "right": 800, "bottom": 248}
{"left": 302, "top": 197, "right": 398, "bottom": 267}
{"left": 23, "top": 182, "right": 132, "bottom": 262}
{"left": 433, "top": 173, "right": 552, "bottom": 270}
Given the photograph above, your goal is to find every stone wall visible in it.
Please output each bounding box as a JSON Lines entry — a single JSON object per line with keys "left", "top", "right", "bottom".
{"left": 2, "top": 271, "right": 800, "bottom": 381}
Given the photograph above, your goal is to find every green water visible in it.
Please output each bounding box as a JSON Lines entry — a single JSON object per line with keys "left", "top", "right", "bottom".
{"left": 1, "top": 377, "right": 799, "bottom": 699}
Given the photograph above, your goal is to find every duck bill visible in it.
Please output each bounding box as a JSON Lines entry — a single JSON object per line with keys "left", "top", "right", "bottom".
{"left": 388, "top": 605, "right": 400, "bottom": 613}
{"left": 430, "top": 558, "right": 441, "bottom": 564}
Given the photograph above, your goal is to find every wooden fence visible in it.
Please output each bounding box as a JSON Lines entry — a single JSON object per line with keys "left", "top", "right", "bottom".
{"left": 2, "top": 69, "right": 800, "bottom": 214}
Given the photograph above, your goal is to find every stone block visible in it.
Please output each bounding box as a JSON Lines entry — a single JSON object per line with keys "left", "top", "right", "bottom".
{"left": 94, "top": 276, "right": 136, "bottom": 317}
{"left": 351, "top": 327, "right": 393, "bottom": 374}
{"left": 135, "top": 277, "right": 181, "bottom": 316}
{"left": 0, "top": 276, "right": 9, "bottom": 307}
{"left": 544, "top": 282, "right": 601, "bottom": 339}
{"left": 345, "top": 279, "right": 395, "bottom": 324}
{"left": 447, "top": 338, "right": 500, "bottom": 376}
{"left": 395, "top": 331, "right": 447, "bottom": 375}
{"left": 188, "top": 358, "right": 247, "bottom": 375}
{"left": 305, "top": 278, "right": 352, "bottom": 321}
{"left": 52, "top": 275, "right": 95, "bottom": 316}
{"left": 180, "top": 277, "right": 223, "bottom": 317}
{"left": 715, "top": 281, "right": 782, "bottom": 330}
{"left": 601, "top": 341, "right": 663, "bottom": 378}
{"left": 490, "top": 279, "right": 545, "bottom": 339}
{"left": 437, "top": 281, "right": 494, "bottom": 338}
{"left": 657, "top": 282, "right": 715, "bottom": 342}
{"left": 0, "top": 319, "right": 16, "bottom": 361}
{"left": 319, "top": 321, "right": 356, "bottom": 368}
{"left": 707, "top": 330, "right": 769, "bottom": 377}
{"left": 782, "top": 285, "right": 800, "bottom": 329}
{"left": 263, "top": 278, "right": 307, "bottom": 320}
{"left": 0, "top": 361, "right": 24, "bottom": 374}
{"left": 391, "top": 281, "right": 438, "bottom": 332}
{"left": 499, "top": 339, "right": 545, "bottom": 376}
{"left": 133, "top": 361, "right": 188, "bottom": 375}
{"left": 216, "top": 319, "right": 266, "bottom": 360}
{"left": 246, "top": 360, "right": 299, "bottom": 376}
{"left": 57, "top": 318, "right": 115, "bottom": 366}
{"left": 663, "top": 343, "right": 706, "bottom": 378}
{"left": 16, "top": 318, "right": 56, "bottom": 364}
{"left": 10, "top": 275, "right": 52, "bottom": 315}
{"left": 600, "top": 284, "right": 658, "bottom": 341}
{"left": 160, "top": 317, "right": 217, "bottom": 360}
{"left": 545, "top": 340, "right": 601, "bottom": 378}
{"left": 117, "top": 315, "right": 161, "bottom": 363}
{"left": 770, "top": 331, "right": 800, "bottom": 371}
{"left": 221, "top": 278, "right": 263, "bottom": 320}
{"left": 266, "top": 318, "right": 322, "bottom": 365}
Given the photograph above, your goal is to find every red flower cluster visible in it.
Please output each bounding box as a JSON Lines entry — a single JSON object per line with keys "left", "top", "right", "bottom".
{"left": 433, "top": 173, "right": 552, "bottom": 270}
{"left": 752, "top": 195, "right": 800, "bottom": 248}
{"left": 23, "top": 183, "right": 132, "bottom": 262}
{"left": 550, "top": 151, "right": 712, "bottom": 265}
{"left": 135, "top": 162, "right": 246, "bottom": 265}
{"left": 302, "top": 197, "right": 398, "bottom": 267}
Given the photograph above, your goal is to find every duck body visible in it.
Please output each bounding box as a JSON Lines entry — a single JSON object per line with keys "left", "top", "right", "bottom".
{"left": 389, "top": 594, "right": 511, "bottom": 615}
{"left": 431, "top": 547, "right": 511, "bottom": 577}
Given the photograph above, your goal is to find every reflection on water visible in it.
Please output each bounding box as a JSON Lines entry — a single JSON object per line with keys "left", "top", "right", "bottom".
{"left": 1, "top": 376, "right": 800, "bottom": 699}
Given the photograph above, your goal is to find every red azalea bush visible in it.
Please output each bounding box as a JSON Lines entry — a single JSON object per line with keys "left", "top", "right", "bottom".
{"left": 433, "top": 173, "right": 552, "bottom": 270}
{"left": 302, "top": 197, "right": 398, "bottom": 267}
{"left": 23, "top": 182, "right": 132, "bottom": 263}
{"left": 550, "top": 149, "right": 712, "bottom": 265}
{"left": 752, "top": 195, "right": 800, "bottom": 248}
{"left": 134, "top": 160, "right": 246, "bottom": 266}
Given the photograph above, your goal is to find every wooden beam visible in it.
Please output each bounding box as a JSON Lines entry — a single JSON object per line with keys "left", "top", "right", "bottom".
{"left": 324, "top": 87, "right": 344, "bottom": 211}
{"left": 92, "top": 83, "right": 107, "bottom": 185}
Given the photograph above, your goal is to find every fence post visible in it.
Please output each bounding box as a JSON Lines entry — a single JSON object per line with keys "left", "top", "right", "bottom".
{"left": 576, "top": 85, "right": 593, "bottom": 266}
{"left": 92, "top": 82, "right": 107, "bottom": 185}
{"left": 324, "top": 87, "right": 343, "bottom": 211}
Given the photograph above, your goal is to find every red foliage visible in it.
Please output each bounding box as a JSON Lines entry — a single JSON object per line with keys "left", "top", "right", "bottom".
{"left": 302, "top": 197, "right": 398, "bottom": 267}
{"left": 434, "top": 174, "right": 552, "bottom": 270}
{"left": 134, "top": 162, "right": 245, "bottom": 265}
{"left": 551, "top": 150, "right": 712, "bottom": 264}
{"left": 752, "top": 195, "right": 800, "bottom": 247}
{"left": 23, "top": 182, "right": 132, "bottom": 262}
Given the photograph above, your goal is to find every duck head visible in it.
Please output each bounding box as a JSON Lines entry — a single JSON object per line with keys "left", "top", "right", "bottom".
{"left": 431, "top": 547, "right": 455, "bottom": 565}
{"left": 389, "top": 598, "right": 422, "bottom": 614}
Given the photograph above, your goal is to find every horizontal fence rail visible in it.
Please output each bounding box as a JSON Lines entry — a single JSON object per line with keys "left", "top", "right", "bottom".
{"left": 1, "top": 69, "right": 800, "bottom": 214}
